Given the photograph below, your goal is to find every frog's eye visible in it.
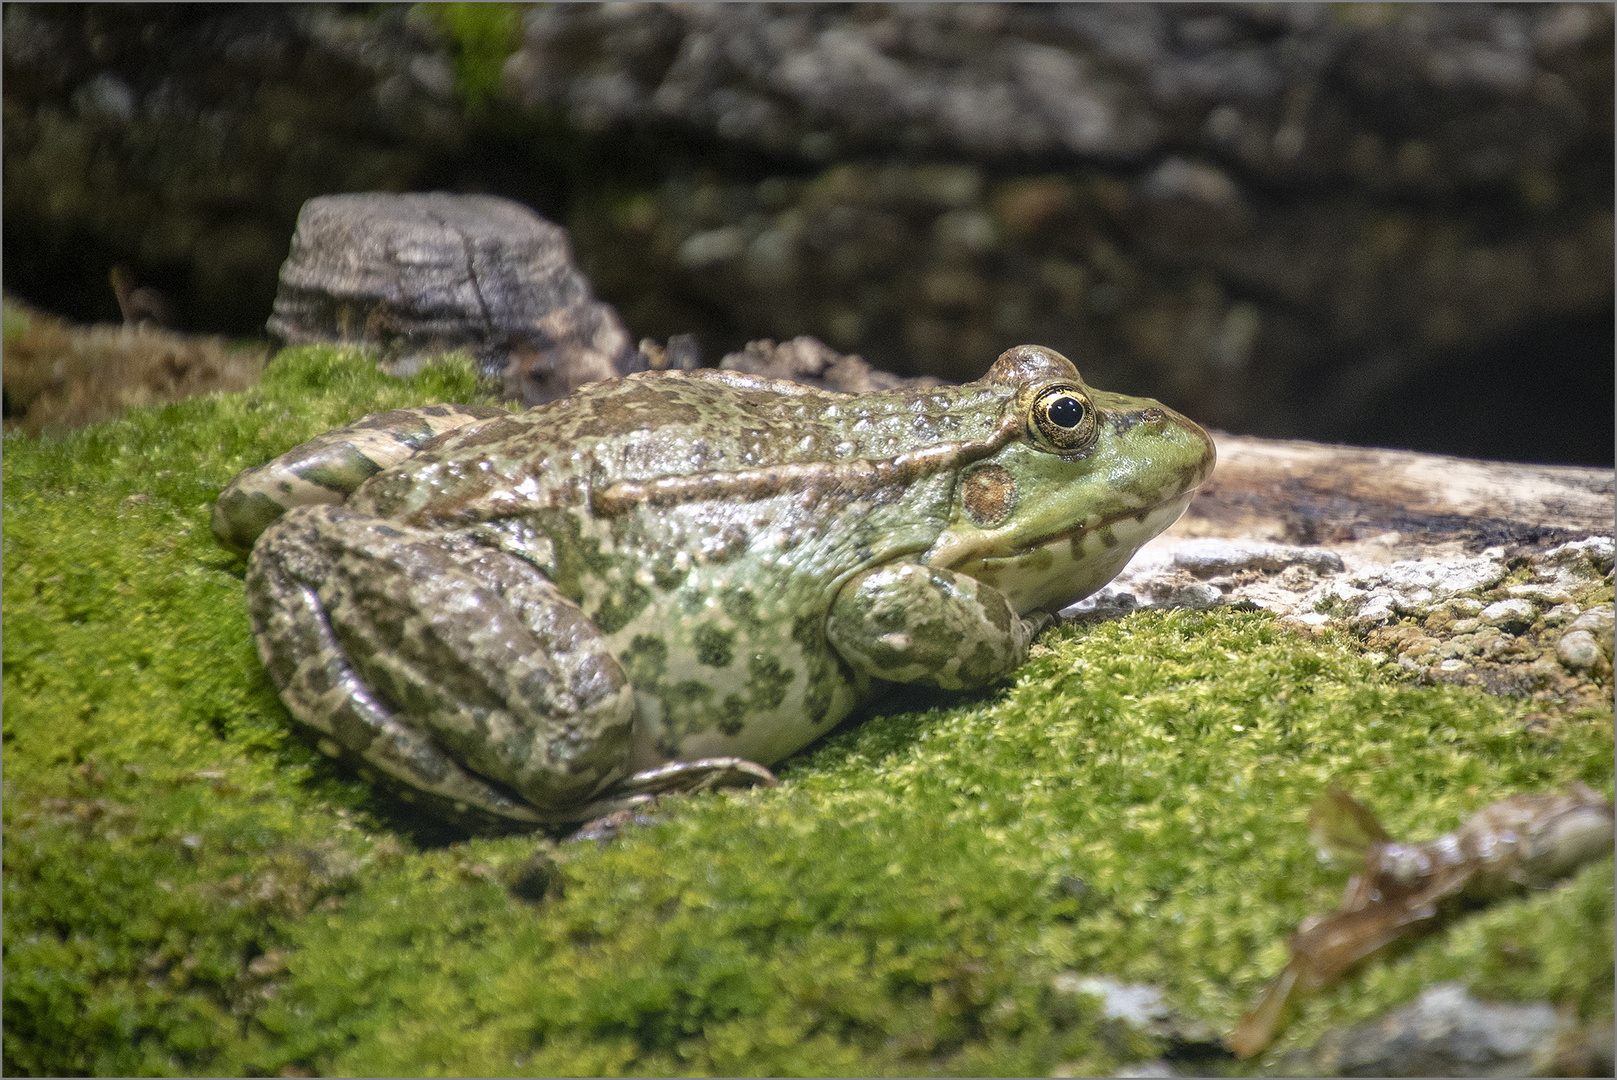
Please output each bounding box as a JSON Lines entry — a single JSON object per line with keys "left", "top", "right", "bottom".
{"left": 1029, "top": 384, "right": 1096, "bottom": 452}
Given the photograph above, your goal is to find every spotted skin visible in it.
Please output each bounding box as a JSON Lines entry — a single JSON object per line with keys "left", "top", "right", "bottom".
{"left": 220, "top": 346, "right": 1215, "bottom": 825}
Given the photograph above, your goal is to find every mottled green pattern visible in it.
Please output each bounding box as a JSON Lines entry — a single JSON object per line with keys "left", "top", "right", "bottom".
{"left": 237, "top": 347, "right": 1214, "bottom": 822}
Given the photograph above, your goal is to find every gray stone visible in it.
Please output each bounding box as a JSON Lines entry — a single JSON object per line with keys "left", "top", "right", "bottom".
{"left": 1377, "top": 553, "right": 1509, "bottom": 602}
{"left": 1535, "top": 537, "right": 1617, "bottom": 576}
{"left": 1557, "top": 630, "right": 1605, "bottom": 671}
{"left": 1557, "top": 603, "right": 1615, "bottom": 672}
{"left": 1566, "top": 603, "right": 1616, "bottom": 638}
{"left": 1290, "top": 982, "right": 1566, "bottom": 1077}
{"left": 266, "top": 193, "right": 638, "bottom": 404}
{"left": 1050, "top": 974, "right": 1216, "bottom": 1046}
{"left": 718, "top": 336, "right": 941, "bottom": 395}
{"left": 1506, "top": 583, "right": 1574, "bottom": 605}
{"left": 1479, "top": 599, "right": 1536, "bottom": 633}
{"left": 1171, "top": 539, "right": 1345, "bottom": 579}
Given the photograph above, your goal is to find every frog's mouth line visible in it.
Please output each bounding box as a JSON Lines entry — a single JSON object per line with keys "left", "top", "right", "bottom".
{"left": 927, "top": 492, "right": 1196, "bottom": 574}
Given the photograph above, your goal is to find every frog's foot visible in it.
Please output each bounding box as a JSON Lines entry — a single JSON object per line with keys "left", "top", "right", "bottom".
{"left": 247, "top": 504, "right": 637, "bottom": 826}
{"left": 568, "top": 759, "right": 777, "bottom": 841}
{"left": 618, "top": 757, "right": 778, "bottom": 797}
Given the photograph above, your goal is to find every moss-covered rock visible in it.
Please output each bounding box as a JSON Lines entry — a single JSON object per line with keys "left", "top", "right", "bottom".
{"left": 4, "top": 347, "right": 1611, "bottom": 1076}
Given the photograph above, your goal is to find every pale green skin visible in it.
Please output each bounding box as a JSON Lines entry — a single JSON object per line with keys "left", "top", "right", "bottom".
{"left": 219, "top": 346, "right": 1215, "bottom": 827}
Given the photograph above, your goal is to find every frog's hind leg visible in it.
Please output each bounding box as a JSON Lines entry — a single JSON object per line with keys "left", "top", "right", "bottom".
{"left": 214, "top": 404, "right": 507, "bottom": 551}
{"left": 247, "top": 504, "right": 637, "bottom": 827}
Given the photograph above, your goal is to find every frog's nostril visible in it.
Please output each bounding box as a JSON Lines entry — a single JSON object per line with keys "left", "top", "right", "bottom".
{"left": 1140, "top": 408, "right": 1164, "bottom": 423}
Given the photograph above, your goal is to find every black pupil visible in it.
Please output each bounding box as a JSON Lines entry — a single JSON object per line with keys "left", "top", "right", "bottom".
{"left": 1046, "top": 396, "right": 1084, "bottom": 428}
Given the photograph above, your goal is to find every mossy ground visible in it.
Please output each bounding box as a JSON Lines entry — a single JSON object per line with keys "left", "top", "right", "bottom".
{"left": 5, "top": 348, "right": 1612, "bottom": 1076}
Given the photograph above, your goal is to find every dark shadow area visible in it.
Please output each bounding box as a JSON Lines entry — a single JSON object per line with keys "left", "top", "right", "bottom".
{"left": 1343, "top": 303, "right": 1615, "bottom": 467}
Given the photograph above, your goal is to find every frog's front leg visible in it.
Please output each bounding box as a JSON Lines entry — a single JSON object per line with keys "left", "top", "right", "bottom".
{"left": 826, "top": 562, "right": 1044, "bottom": 689}
{"left": 248, "top": 504, "right": 637, "bottom": 825}
{"left": 213, "top": 404, "right": 507, "bottom": 551}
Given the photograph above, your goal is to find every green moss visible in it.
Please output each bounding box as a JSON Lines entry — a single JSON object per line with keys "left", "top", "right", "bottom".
{"left": 5, "top": 347, "right": 1612, "bottom": 1075}
{"left": 416, "top": 3, "right": 527, "bottom": 117}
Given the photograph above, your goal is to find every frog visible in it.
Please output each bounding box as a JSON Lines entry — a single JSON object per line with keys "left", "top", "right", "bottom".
{"left": 214, "top": 345, "right": 1215, "bottom": 828}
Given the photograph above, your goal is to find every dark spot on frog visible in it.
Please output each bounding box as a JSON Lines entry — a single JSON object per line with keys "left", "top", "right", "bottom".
{"left": 650, "top": 558, "right": 690, "bottom": 591}
{"left": 982, "top": 590, "right": 1013, "bottom": 633}
{"left": 694, "top": 623, "right": 736, "bottom": 668}
{"left": 326, "top": 697, "right": 383, "bottom": 758}
{"left": 791, "top": 609, "right": 824, "bottom": 648}
{"left": 957, "top": 639, "right": 1004, "bottom": 687}
{"left": 718, "top": 694, "right": 747, "bottom": 736}
{"left": 216, "top": 489, "right": 289, "bottom": 547}
{"left": 720, "top": 587, "right": 761, "bottom": 628}
{"left": 362, "top": 474, "right": 413, "bottom": 518}
{"left": 543, "top": 514, "right": 606, "bottom": 604}
{"left": 619, "top": 634, "right": 668, "bottom": 685}
{"left": 906, "top": 615, "right": 953, "bottom": 658}
{"left": 961, "top": 463, "right": 1018, "bottom": 526}
{"left": 296, "top": 444, "right": 384, "bottom": 493}
{"left": 747, "top": 654, "right": 796, "bottom": 710}
{"left": 803, "top": 671, "right": 835, "bottom": 724}
{"left": 1098, "top": 524, "right": 1119, "bottom": 549}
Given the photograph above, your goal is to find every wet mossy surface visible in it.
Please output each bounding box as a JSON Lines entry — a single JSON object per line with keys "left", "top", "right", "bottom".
{"left": 4, "top": 347, "right": 1612, "bottom": 1076}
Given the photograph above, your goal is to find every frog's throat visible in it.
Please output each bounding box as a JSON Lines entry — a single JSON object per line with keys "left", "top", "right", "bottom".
{"left": 589, "top": 412, "right": 1024, "bottom": 517}
{"left": 924, "top": 492, "right": 1195, "bottom": 579}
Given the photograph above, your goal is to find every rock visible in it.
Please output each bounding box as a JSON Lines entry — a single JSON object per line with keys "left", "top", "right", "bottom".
{"left": 1479, "top": 599, "right": 1536, "bottom": 633}
{"left": 1566, "top": 604, "right": 1616, "bottom": 638}
{"left": 1555, "top": 631, "right": 1602, "bottom": 672}
{"left": 1543, "top": 602, "right": 1583, "bottom": 625}
{"left": 1287, "top": 982, "right": 1566, "bottom": 1077}
{"left": 1506, "top": 583, "right": 1574, "bottom": 605}
{"left": 266, "top": 193, "right": 639, "bottom": 405}
{"left": 1170, "top": 539, "right": 1344, "bottom": 578}
{"left": 1556, "top": 603, "right": 1615, "bottom": 672}
{"left": 1534, "top": 537, "right": 1617, "bottom": 577}
{"left": 503, "top": 5, "right": 1604, "bottom": 183}
{"left": 517, "top": 4, "right": 1614, "bottom": 456}
{"left": 1050, "top": 974, "right": 1217, "bottom": 1046}
{"left": 1278, "top": 612, "right": 1334, "bottom": 639}
{"left": 718, "top": 336, "right": 943, "bottom": 394}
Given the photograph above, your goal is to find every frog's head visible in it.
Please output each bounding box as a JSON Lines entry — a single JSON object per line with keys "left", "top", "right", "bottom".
{"left": 925, "top": 345, "right": 1215, "bottom": 614}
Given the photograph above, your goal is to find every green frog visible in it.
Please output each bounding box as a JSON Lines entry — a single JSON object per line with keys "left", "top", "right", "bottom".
{"left": 214, "top": 345, "right": 1214, "bottom": 827}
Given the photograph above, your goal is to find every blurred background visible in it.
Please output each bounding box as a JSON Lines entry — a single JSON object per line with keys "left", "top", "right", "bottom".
{"left": 4, "top": 2, "right": 1612, "bottom": 464}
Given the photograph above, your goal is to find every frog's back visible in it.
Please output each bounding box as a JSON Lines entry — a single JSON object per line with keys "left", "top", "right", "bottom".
{"left": 349, "top": 369, "right": 1011, "bottom": 529}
